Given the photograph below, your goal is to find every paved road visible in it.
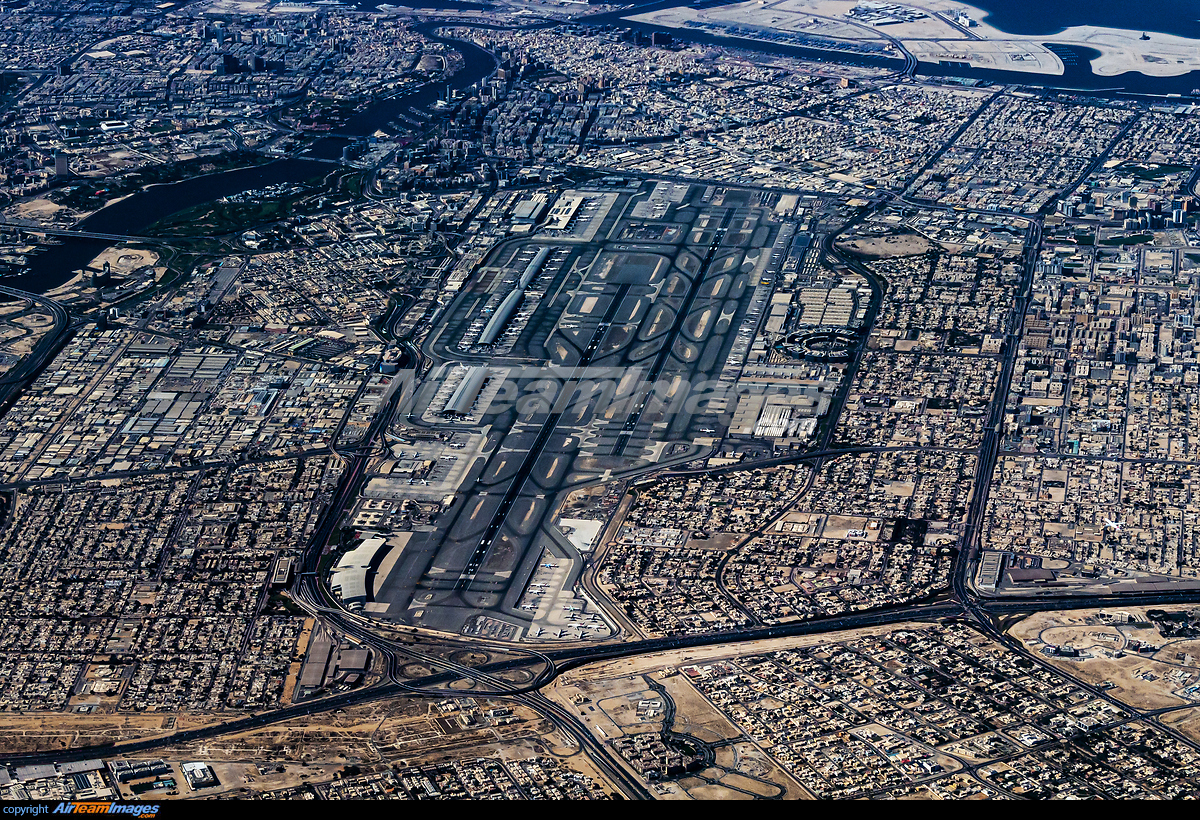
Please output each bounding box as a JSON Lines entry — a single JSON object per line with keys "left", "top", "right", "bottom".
{"left": 2, "top": 45, "right": 1197, "bottom": 798}
{"left": 0, "top": 286, "right": 69, "bottom": 412}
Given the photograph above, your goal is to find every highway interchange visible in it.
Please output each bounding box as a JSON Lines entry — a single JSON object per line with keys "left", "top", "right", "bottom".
{"left": 3, "top": 18, "right": 1200, "bottom": 799}
{"left": 7, "top": 175, "right": 1200, "bottom": 794}
{"left": 6, "top": 163, "right": 1200, "bottom": 797}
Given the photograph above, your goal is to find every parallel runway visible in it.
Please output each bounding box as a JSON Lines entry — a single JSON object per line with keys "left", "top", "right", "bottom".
{"left": 374, "top": 184, "right": 788, "bottom": 636}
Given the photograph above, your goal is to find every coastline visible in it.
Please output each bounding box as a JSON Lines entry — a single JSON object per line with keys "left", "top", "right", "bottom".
{"left": 618, "top": 0, "right": 1200, "bottom": 91}
{"left": 962, "top": 0, "right": 1200, "bottom": 41}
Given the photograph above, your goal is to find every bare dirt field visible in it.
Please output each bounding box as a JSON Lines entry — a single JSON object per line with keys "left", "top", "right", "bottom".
{"left": 837, "top": 233, "right": 936, "bottom": 258}
{"left": 1011, "top": 607, "right": 1199, "bottom": 711}
{"left": 0, "top": 713, "right": 227, "bottom": 755}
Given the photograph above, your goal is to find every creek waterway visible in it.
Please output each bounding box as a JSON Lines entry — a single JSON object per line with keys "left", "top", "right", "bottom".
{"left": 583, "top": 0, "right": 1200, "bottom": 95}
{"left": 17, "top": 6, "right": 1200, "bottom": 294}
{"left": 15, "top": 23, "right": 497, "bottom": 294}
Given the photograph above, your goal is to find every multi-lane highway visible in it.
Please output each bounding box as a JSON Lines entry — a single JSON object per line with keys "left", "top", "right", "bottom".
{"left": 6, "top": 196, "right": 1192, "bottom": 800}
{"left": 0, "top": 286, "right": 70, "bottom": 413}
{"left": 4, "top": 128, "right": 1200, "bottom": 803}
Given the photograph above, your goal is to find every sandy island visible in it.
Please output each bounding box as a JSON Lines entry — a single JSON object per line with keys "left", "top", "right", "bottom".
{"left": 629, "top": 0, "right": 1200, "bottom": 81}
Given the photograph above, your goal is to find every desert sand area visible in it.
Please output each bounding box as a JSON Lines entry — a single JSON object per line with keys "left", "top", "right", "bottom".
{"left": 103, "top": 698, "right": 615, "bottom": 798}
{"left": 1011, "top": 606, "right": 1200, "bottom": 713}
{"left": 131, "top": 699, "right": 537, "bottom": 764}
{"left": 0, "top": 712, "right": 231, "bottom": 756}
{"left": 628, "top": 0, "right": 1200, "bottom": 79}
{"left": 836, "top": 231, "right": 938, "bottom": 259}
{"left": 87, "top": 246, "right": 161, "bottom": 277}
{"left": 1160, "top": 706, "right": 1200, "bottom": 746}
{"left": 4, "top": 196, "right": 77, "bottom": 228}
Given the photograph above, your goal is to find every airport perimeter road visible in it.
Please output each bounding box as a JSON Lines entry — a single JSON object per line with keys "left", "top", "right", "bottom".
{"left": 15, "top": 585, "right": 1200, "bottom": 773}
